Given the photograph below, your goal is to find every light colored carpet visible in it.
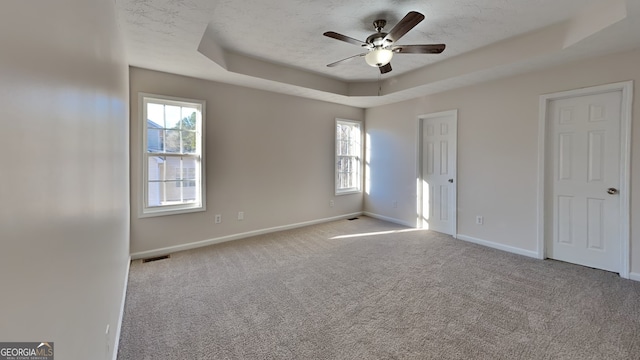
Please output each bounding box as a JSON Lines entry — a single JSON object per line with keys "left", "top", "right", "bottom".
{"left": 117, "top": 216, "right": 640, "bottom": 359}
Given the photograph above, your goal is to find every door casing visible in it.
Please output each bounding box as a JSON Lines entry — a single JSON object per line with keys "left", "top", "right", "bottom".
{"left": 537, "top": 81, "right": 633, "bottom": 278}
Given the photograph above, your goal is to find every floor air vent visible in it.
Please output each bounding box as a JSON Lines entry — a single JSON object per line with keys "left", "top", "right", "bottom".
{"left": 142, "top": 255, "right": 170, "bottom": 263}
{"left": 347, "top": 217, "right": 359, "bottom": 221}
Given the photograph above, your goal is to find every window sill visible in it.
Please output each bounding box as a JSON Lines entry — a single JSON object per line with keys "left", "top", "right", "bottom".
{"left": 335, "top": 189, "right": 362, "bottom": 196}
{"left": 139, "top": 204, "right": 206, "bottom": 218}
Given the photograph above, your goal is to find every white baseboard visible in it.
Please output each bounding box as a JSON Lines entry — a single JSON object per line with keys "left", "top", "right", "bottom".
{"left": 131, "top": 212, "right": 363, "bottom": 260}
{"left": 363, "top": 212, "right": 415, "bottom": 228}
{"left": 112, "top": 256, "right": 131, "bottom": 360}
{"left": 629, "top": 272, "right": 640, "bottom": 282}
{"left": 456, "top": 234, "right": 539, "bottom": 259}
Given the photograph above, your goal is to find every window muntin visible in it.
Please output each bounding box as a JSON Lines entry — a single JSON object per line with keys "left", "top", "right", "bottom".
{"left": 336, "top": 119, "right": 362, "bottom": 195}
{"left": 141, "top": 94, "right": 205, "bottom": 217}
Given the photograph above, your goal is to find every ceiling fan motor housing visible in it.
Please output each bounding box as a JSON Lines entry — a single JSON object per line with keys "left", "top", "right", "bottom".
{"left": 366, "top": 33, "right": 389, "bottom": 47}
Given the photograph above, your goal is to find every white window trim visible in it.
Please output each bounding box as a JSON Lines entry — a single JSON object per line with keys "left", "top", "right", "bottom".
{"left": 138, "top": 93, "right": 206, "bottom": 218}
{"left": 335, "top": 118, "right": 363, "bottom": 196}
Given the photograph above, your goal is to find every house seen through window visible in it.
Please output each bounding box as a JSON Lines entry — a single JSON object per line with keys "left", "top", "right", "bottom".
{"left": 141, "top": 94, "right": 205, "bottom": 216}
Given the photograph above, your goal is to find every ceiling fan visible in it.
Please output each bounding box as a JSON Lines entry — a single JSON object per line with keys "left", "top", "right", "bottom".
{"left": 323, "top": 11, "right": 445, "bottom": 74}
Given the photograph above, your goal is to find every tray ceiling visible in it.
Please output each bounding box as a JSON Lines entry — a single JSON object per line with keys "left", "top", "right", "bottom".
{"left": 117, "top": 0, "right": 640, "bottom": 107}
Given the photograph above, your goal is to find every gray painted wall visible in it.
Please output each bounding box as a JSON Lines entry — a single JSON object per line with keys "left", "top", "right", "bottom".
{"left": 130, "top": 68, "right": 365, "bottom": 255}
{"left": 364, "top": 48, "right": 640, "bottom": 276}
{"left": 0, "top": 1, "right": 130, "bottom": 359}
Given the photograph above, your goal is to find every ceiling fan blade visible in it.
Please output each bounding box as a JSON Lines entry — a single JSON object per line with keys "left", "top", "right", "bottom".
{"left": 383, "top": 11, "right": 425, "bottom": 43}
{"left": 323, "top": 31, "right": 367, "bottom": 47}
{"left": 392, "top": 44, "right": 446, "bottom": 54}
{"left": 327, "top": 53, "right": 367, "bottom": 67}
{"left": 379, "top": 63, "right": 392, "bottom": 74}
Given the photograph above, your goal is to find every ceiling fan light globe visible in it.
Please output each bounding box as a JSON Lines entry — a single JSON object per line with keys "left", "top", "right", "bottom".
{"left": 365, "top": 48, "right": 393, "bottom": 67}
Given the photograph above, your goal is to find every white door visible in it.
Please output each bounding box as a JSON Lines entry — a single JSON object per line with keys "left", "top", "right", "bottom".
{"left": 419, "top": 111, "right": 457, "bottom": 235}
{"left": 547, "top": 91, "right": 622, "bottom": 272}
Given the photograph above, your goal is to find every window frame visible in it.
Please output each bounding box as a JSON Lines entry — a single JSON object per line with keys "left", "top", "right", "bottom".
{"left": 138, "top": 93, "right": 206, "bottom": 218}
{"left": 335, "top": 118, "right": 363, "bottom": 195}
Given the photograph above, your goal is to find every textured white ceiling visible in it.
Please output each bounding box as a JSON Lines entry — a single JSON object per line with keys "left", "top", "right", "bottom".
{"left": 116, "top": 0, "right": 640, "bottom": 108}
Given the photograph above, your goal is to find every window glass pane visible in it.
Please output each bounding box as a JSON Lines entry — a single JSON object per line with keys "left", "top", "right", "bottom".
{"left": 337, "top": 127, "right": 344, "bottom": 154}
{"left": 147, "top": 129, "right": 163, "bottom": 152}
{"left": 147, "top": 156, "right": 166, "bottom": 181}
{"left": 181, "top": 157, "right": 197, "bottom": 176}
{"left": 147, "top": 181, "right": 163, "bottom": 207}
{"left": 163, "top": 156, "right": 182, "bottom": 180}
{"left": 337, "top": 156, "right": 357, "bottom": 189}
{"left": 338, "top": 173, "right": 348, "bottom": 189}
{"left": 182, "top": 131, "right": 196, "bottom": 153}
{"left": 337, "top": 157, "right": 348, "bottom": 186}
{"left": 181, "top": 108, "right": 197, "bottom": 131}
{"left": 186, "top": 163, "right": 197, "bottom": 187}
{"left": 338, "top": 139, "right": 351, "bottom": 156}
{"left": 160, "top": 181, "right": 183, "bottom": 203}
{"left": 147, "top": 103, "right": 164, "bottom": 126}
{"left": 181, "top": 179, "right": 196, "bottom": 200}
{"left": 147, "top": 180, "right": 197, "bottom": 206}
{"left": 164, "top": 130, "right": 181, "bottom": 153}
{"left": 165, "top": 105, "right": 182, "bottom": 129}
{"left": 181, "top": 158, "right": 197, "bottom": 198}
{"left": 337, "top": 123, "right": 359, "bottom": 157}
{"left": 349, "top": 157, "right": 358, "bottom": 187}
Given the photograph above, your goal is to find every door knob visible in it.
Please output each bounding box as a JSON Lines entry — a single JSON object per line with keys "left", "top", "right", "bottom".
{"left": 448, "top": 179, "right": 454, "bottom": 183}
{"left": 607, "top": 188, "right": 618, "bottom": 195}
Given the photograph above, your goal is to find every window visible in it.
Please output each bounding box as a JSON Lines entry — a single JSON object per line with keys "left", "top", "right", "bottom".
{"left": 335, "top": 119, "right": 362, "bottom": 195}
{"left": 140, "top": 94, "right": 205, "bottom": 217}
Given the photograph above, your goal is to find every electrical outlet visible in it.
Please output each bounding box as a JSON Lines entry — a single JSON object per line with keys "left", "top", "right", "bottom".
{"left": 238, "top": 211, "right": 244, "bottom": 221}
{"left": 329, "top": 200, "right": 334, "bottom": 207}
{"left": 215, "top": 214, "right": 222, "bottom": 224}
{"left": 476, "top": 216, "right": 484, "bottom": 225}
